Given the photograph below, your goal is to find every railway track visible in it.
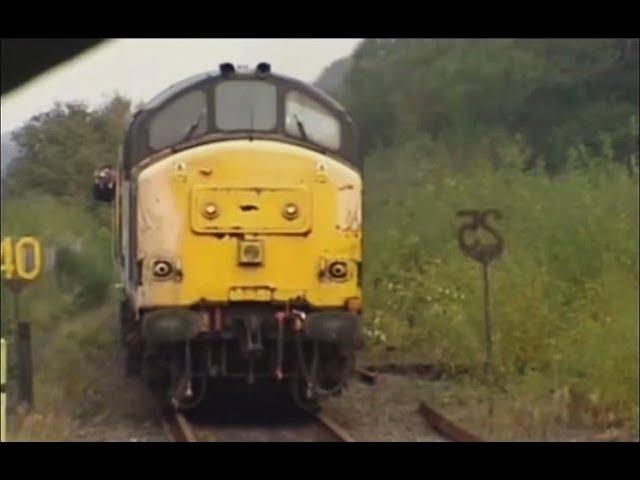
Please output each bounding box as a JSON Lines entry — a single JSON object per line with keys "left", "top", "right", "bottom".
{"left": 418, "top": 401, "right": 483, "bottom": 442}
{"left": 354, "top": 367, "right": 484, "bottom": 442}
{"left": 161, "top": 407, "right": 354, "bottom": 442}
{"left": 161, "top": 400, "right": 481, "bottom": 443}
{"left": 357, "top": 363, "right": 469, "bottom": 380}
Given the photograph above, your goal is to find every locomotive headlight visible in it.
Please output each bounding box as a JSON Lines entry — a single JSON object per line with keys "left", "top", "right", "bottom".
{"left": 152, "top": 260, "right": 173, "bottom": 278}
{"left": 328, "top": 261, "right": 348, "bottom": 280}
{"left": 282, "top": 203, "right": 299, "bottom": 220}
{"left": 238, "top": 240, "right": 264, "bottom": 265}
{"left": 202, "top": 202, "right": 219, "bottom": 219}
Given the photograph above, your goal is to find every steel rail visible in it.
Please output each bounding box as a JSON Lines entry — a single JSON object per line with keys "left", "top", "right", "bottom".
{"left": 161, "top": 407, "right": 198, "bottom": 442}
{"left": 354, "top": 367, "right": 378, "bottom": 385}
{"left": 314, "top": 412, "right": 355, "bottom": 442}
{"left": 418, "top": 401, "right": 483, "bottom": 442}
{"left": 161, "top": 405, "right": 353, "bottom": 442}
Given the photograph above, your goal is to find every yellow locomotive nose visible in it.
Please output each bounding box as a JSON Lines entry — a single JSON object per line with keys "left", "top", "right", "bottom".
{"left": 138, "top": 142, "right": 360, "bottom": 307}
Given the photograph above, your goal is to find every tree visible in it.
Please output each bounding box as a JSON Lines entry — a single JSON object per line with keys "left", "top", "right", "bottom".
{"left": 337, "top": 39, "right": 639, "bottom": 174}
{"left": 5, "top": 95, "right": 131, "bottom": 201}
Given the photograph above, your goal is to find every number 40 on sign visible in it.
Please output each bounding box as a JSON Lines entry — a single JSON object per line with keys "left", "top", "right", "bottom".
{"left": 1, "top": 237, "right": 42, "bottom": 282}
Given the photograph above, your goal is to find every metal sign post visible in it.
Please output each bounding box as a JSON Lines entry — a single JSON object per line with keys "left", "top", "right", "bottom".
{"left": 456, "top": 210, "right": 503, "bottom": 435}
{"left": 17, "top": 318, "right": 33, "bottom": 407}
{"left": 1, "top": 236, "right": 42, "bottom": 413}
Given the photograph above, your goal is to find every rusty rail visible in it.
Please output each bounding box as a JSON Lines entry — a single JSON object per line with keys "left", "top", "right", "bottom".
{"left": 315, "top": 412, "right": 355, "bottom": 442}
{"left": 418, "top": 401, "right": 483, "bottom": 442}
{"left": 161, "top": 407, "right": 198, "bottom": 442}
{"left": 361, "top": 363, "right": 470, "bottom": 380}
{"left": 161, "top": 404, "right": 352, "bottom": 442}
{"left": 354, "top": 367, "right": 378, "bottom": 385}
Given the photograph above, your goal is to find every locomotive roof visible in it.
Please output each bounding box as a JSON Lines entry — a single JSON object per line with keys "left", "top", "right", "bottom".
{"left": 122, "top": 67, "right": 360, "bottom": 175}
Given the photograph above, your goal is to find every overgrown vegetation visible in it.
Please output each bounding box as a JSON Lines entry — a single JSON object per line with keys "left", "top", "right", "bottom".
{"left": 362, "top": 142, "right": 638, "bottom": 431}
{"left": 1, "top": 97, "right": 129, "bottom": 420}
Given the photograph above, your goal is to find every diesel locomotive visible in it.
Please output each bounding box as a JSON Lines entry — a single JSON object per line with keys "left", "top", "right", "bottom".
{"left": 93, "top": 63, "right": 363, "bottom": 412}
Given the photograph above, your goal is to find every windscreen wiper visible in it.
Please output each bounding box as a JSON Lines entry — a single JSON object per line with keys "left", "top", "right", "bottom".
{"left": 294, "top": 114, "right": 308, "bottom": 141}
{"left": 178, "top": 109, "right": 206, "bottom": 144}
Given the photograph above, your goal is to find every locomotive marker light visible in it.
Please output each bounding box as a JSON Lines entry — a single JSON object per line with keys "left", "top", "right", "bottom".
{"left": 1, "top": 236, "right": 43, "bottom": 412}
{"left": 328, "top": 261, "right": 348, "bottom": 280}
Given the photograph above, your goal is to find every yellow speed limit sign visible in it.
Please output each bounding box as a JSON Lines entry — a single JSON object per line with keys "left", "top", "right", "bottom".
{"left": 1, "top": 236, "right": 42, "bottom": 425}
{"left": 1, "top": 236, "right": 43, "bottom": 283}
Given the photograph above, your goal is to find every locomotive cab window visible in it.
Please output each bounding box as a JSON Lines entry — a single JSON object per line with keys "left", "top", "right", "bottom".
{"left": 148, "top": 89, "right": 208, "bottom": 150}
{"left": 215, "top": 80, "right": 277, "bottom": 131}
{"left": 285, "top": 91, "right": 341, "bottom": 151}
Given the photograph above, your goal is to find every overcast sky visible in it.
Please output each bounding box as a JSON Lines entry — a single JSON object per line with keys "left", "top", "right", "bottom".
{"left": 1, "top": 38, "right": 362, "bottom": 135}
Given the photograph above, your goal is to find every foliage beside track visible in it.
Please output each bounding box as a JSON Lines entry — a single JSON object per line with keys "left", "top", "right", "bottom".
{"left": 0, "top": 193, "right": 117, "bottom": 413}
{"left": 0, "top": 98, "right": 128, "bottom": 419}
{"left": 361, "top": 139, "right": 639, "bottom": 431}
